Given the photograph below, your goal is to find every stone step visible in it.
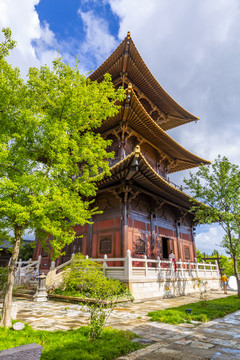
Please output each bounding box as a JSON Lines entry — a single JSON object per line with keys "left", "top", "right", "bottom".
{"left": 17, "top": 288, "right": 36, "bottom": 294}
{"left": 13, "top": 292, "right": 34, "bottom": 299}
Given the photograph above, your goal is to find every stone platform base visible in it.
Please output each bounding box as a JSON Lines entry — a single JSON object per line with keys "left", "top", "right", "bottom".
{"left": 126, "top": 277, "right": 220, "bottom": 301}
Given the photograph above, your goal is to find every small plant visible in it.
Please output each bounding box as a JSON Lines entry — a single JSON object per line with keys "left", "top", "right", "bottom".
{"left": 194, "top": 278, "right": 210, "bottom": 307}
{"left": 59, "top": 253, "right": 133, "bottom": 339}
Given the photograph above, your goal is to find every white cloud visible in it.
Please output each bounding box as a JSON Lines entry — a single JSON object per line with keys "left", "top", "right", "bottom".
{"left": 78, "top": 10, "right": 117, "bottom": 65}
{"left": 195, "top": 225, "right": 226, "bottom": 255}
{"left": 0, "top": 0, "right": 65, "bottom": 77}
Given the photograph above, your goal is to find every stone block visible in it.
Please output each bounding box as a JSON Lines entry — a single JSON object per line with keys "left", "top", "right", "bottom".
{"left": 0, "top": 343, "right": 42, "bottom": 360}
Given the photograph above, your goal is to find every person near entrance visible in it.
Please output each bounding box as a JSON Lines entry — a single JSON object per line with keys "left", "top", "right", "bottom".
{"left": 221, "top": 273, "right": 228, "bottom": 294}
{"left": 169, "top": 250, "right": 177, "bottom": 272}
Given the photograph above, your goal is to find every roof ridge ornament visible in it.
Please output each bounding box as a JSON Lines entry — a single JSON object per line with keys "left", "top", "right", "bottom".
{"left": 135, "top": 145, "right": 140, "bottom": 154}
{"left": 126, "top": 83, "right": 132, "bottom": 103}
{"left": 127, "top": 31, "right": 131, "bottom": 39}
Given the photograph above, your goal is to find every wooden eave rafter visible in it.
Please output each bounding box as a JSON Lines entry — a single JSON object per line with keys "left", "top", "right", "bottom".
{"left": 89, "top": 32, "right": 199, "bottom": 130}
{"left": 98, "top": 88, "right": 210, "bottom": 173}
{"left": 97, "top": 148, "right": 195, "bottom": 210}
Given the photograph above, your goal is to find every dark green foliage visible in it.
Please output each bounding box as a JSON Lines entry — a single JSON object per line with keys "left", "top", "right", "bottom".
{"left": 18, "top": 242, "right": 35, "bottom": 261}
{"left": 148, "top": 295, "right": 240, "bottom": 324}
{"left": 0, "top": 325, "right": 142, "bottom": 360}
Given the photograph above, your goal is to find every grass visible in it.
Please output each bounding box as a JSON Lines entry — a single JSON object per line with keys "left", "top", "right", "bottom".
{"left": 0, "top": 324, "right": 143, "bottom": 360}
{"left": 148, "top": 295, "right": 240, "bottom": 325}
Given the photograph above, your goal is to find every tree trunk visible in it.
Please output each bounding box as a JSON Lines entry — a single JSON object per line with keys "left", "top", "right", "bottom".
{"left": 233, "top": 255, "right": 240, "bottom": 299}
{"left": 0, "top": 226, "right": 22, "bottom": 327}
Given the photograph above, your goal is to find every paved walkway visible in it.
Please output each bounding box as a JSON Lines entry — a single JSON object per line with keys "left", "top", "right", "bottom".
{"left": 7, "top": 290, "right": 240, "bottom": 359}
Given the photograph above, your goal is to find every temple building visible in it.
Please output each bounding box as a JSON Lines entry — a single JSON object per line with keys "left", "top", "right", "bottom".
{"left": 34, "top": 33, "right": 210, "bottom": 271}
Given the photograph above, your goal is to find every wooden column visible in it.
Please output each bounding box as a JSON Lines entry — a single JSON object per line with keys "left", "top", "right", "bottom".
{"left": 175, "top": 221, "right": 181, "bottom": 260}
{"left": 150, "top": 212, "right": 155, "bottom": 258}
{"left": 122, "top": 202, "right": 128, "bottom": 257}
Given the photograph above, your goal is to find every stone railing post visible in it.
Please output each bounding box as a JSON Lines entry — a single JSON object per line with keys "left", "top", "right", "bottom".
{"left": 144, "top": 255, "right": 148, "bottom": 277}
{"left": 187, "top": 260, "right": 191, "bottom": 277}
{"left": 103, "top": 254, "right": 108, "bottom": 276}
{"left": 215, "top": 260, "right": 219, "bottom": 277}
{"left": 210, "top": 262, "right": 213, "bottom": 277}
{"left": 16, "top": 259, "right": 22, "bottom": 285}
{"left": 204, "top": 262, "right": 207, "bottom": 277}
{"left": 179, "top": 259, "right": 183, "bottom": 278}
{"left": 157, "top": 256, "right": 161, "bottom": 279}
{"left": 194, "top": 258, "right": 199, "bottom": 278}
{"left": 170, "top": 260, "right": 174, "bottom": 278}
{"left": 124, "top": 249, "right": 132, "bottom": 281}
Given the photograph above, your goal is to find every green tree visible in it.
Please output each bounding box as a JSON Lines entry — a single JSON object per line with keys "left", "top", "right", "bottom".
{"left": 196, "top": 249, "right": 204, "bottom": 263}
{"left": 0, "top": 28, "right": 125, "bottom": 327}
{"left": 184, "top": 156, "right": 240, "bottom": 297}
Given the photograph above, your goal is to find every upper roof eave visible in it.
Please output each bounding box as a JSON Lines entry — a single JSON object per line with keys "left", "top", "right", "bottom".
{"left": 89, "top": 32, "right": 199, "bottom": 128}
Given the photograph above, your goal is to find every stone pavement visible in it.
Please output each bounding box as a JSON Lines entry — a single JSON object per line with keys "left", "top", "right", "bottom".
{"left": 6, "top": 290, "right": 240, "bottom": 359}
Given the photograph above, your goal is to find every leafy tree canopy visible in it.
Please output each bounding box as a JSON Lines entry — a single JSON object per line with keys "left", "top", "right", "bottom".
{"left": 0, "top": 28, "right": 125, "bottom": 257}
{"left": 0, "top": 28, "right": 125, "bottom": 327}
{"left": 184, "top": 156, "right": 240, "bottom": 294}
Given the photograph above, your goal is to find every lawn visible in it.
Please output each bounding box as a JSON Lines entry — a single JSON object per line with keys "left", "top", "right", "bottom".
{"left": 148, "top": 295, "right": 240, "bottom": 325}
{"left": 0, "top": 324, "right": 142, "bottom": 360}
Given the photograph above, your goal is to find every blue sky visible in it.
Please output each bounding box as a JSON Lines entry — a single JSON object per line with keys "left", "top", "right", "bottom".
{"left": 1, "top": 0, "right": 240, "bottom": 254}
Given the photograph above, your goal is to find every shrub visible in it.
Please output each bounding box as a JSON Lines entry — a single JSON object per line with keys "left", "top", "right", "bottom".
{"left": 59, "top": 253, "right": 133, "bottom": 339}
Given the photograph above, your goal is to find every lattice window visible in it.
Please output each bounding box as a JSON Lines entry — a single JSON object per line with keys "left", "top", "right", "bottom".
{"left": 100, "top": 237, "right": 112, "bottom": 254}
{"left": 74, "top": 235, "right": 82, "bottom": 253}
{"left": 184, "top": 246, "right": 190, "bottom": 260}
{"left": 135, "top": 237, "right": 145, "bottom": 254}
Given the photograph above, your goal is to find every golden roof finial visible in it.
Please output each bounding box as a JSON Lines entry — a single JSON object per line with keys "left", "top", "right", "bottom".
{"left": 128, "top": 83, "right": 132, "bottom": 90}
{"left": 127, "top": 31, "right": 131, "bottom": 39}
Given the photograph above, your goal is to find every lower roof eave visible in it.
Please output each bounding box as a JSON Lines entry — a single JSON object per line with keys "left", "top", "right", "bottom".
{"left": 97, "top": 182, "right": 193, "bottom": 213}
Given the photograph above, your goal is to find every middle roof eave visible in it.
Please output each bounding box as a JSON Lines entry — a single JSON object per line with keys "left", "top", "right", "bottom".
{"left": 97, "top": 90, "right": 211, "bottom": 172}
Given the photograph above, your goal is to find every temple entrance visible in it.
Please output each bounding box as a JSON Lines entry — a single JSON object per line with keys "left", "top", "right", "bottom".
{"left": 162, "top": 237, "right": 169, "bottom": 259}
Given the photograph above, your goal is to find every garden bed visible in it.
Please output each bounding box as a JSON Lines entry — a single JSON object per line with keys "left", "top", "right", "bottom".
{"left": 48, "top": 293, "right": 132, "bottom": 304}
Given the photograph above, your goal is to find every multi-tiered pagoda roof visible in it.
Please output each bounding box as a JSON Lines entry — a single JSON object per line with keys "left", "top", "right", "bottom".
{"left": 90, "top": 32, "right": 210, "bottom": 211}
